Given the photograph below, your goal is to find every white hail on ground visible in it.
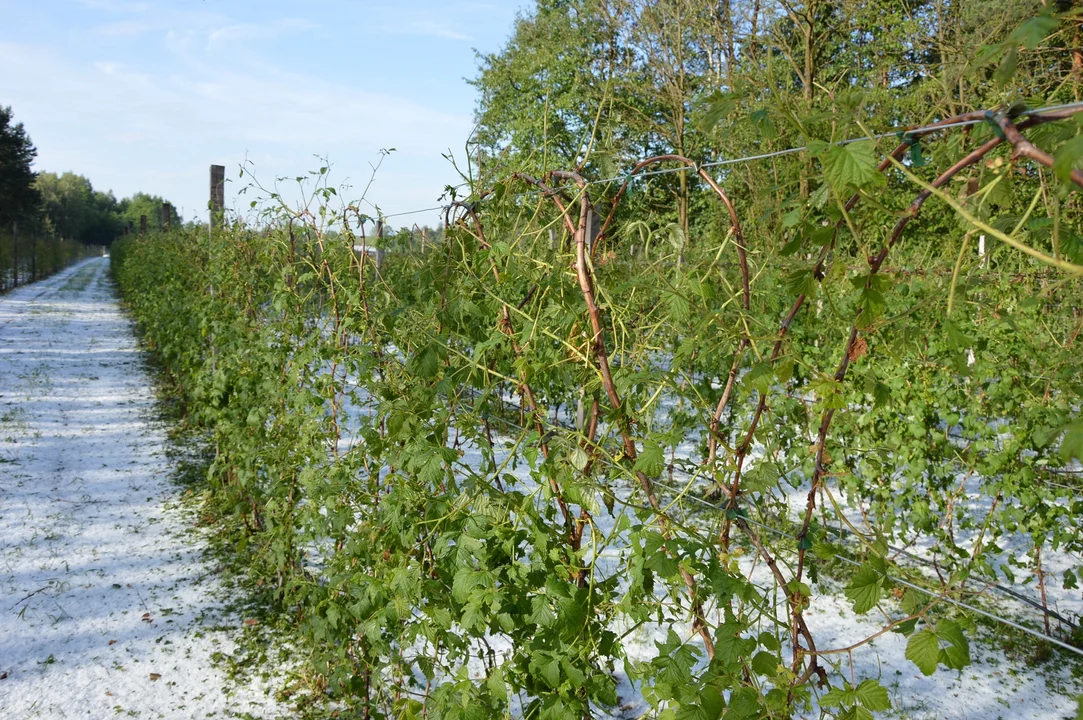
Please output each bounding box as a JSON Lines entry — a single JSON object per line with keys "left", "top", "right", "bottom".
{"left": 0, "top": 258, "right": 288, "bottom": 720}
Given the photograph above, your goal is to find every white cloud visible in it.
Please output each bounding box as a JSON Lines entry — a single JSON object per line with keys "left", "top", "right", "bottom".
{"left": 382, "top": 18, "right": 473, "bottom": 42}
{"left": 74, "top": 0, "right": 150, "bottom": 12}
{"left": 0, "top": 1, "right": 511, "bottom": 227}
{"left": 207, "top": 18, "right": 318, "bottom": 46}
{"left": 94, "top": 20, "right": 160, "bottom": 37}
{"left": 92, "top": 60, "right": 121, "bottom": 74}
{"left": 0, "top": 33, "right": 471, "bottom": 226}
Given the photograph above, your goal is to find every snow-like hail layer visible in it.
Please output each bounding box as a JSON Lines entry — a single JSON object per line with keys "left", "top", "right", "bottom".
{"left": 0, "top": 259, "right": 288, "bottom": 719}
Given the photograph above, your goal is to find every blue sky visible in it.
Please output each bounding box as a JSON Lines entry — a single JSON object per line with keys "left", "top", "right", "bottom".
{"left": 0, "top": 0, "right": 527, "bottom": 228}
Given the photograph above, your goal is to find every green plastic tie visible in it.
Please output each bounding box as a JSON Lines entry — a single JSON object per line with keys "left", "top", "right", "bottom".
{"left": 896, "top": 130, "right": 919, "bottom": 147}
{"left": 984, "top": 110, "right": 1008, "bottom": 142}
{"left": 895, "top": 131, "right": 926, "bottom": 168}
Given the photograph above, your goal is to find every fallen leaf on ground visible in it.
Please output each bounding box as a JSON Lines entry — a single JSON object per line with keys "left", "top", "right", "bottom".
{"left": 108, "top": 639, "right": 117, "bottom": 646}
{"left": 244, "top": 618, "right": 259, "bottom": 626}
{"left": 149, "top": 673, "right": 161, "bottom": 681}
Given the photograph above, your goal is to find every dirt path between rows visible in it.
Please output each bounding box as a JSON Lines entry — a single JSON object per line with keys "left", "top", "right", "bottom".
{"left": 0, "top": 258, "right": 287, "bottom": 719}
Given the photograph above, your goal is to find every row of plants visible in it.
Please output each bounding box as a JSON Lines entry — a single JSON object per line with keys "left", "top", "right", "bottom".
{"left": 112, "top": 102, "right": 1083, "bottom": 718}
{"left": 0, "top": 229, "right": 101, "bottom": 292}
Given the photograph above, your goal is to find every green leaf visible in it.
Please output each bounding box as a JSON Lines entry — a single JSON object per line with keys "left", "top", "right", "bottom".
{"left": 700, "top": 686, "right": 725, "bottom": 720}
{"left": 1055, "top": 135, "right": 1083, "bottom": 184}
{"left": 758, "top": 631, "right": 781, "bottom": 652}
{"left": 943, "top": 318, "right": 974, "bottom": 349}
{"left": 697, "top": 91, "right": 737, "bottom": 132}
{"left": 1060, "top": 420, "right": 1083, "bottom": 462}
{"left": 1011, "top": 11, "right": 1059, "bottom": 50}
{"left": 820, "top": 686, "right": 852, "bottom": 708}
{"left": 936, "top": 619, "right": 970, "bottom": 670}
{"left": 412, "top": 344, "right": 441, "bottom": 378}
{"left": 634, "top": 441, "right": 666, "bottom": 477}
{"left": 856, "top": 286, "right": 886, "bottom": 329}
{"left": 749, "top": 108, "right": 776, "bottom": 139}
{"left": 452, "top": 567, "right": 476, "bottom": 603}
{"left": 845, "top": 563, "right": 884, "bottom": 614}
{"left": 906, "top": 629, "right": 941, "bottom": 676}
{"left": 854, "top": 679, "right": 891, "bottom": 711}
{"left": 326, "top": 603, "right": 341, "bottom": 629}
{"left": 568, "top": 446, "right": 589, "bottom": 471}
{"left": 899, "top": 588, "right": 923, "bottom": 615}
{"left": 715, "top": 622, "right": 755, "bottom": 664}
{"left": 728, "top": 687, "right": 760, "bottom": 718}
{"left": 419, "top": 452, "right": 445, "bottom": 486}
{"left": 751, "top": 651, "right": 777, "bottom": 676}
{"left": 840, "top": 707, "right": 875, "bottom": 720}
{"left": 485, "top": 666, "right": 504, "bottom": 697}
{"left": 461, "top": 599, "right": 486, "bottom": 631}
{"left": 780, "top": 235, "right": 803, "bottom": 256}
{"left": 529, "top": 595, "right": 555, "bottom": 626}
{"left": 540, "top": 655, "right": 561, "bottom": 688}
{"left": 872, "top": 381, "right": 892, "bottom": 409}
{"left": 666, "top": 289, "right": 691, "bottom": 321}
{"left": 747, "top": 362, "right": 774, "bottom": 394}
{"left": 812, "top": 540, "right": 838, "bottom": 560}
{"left": 809, "top": 183, "right": 830, "bottom": 208}
{"left": 562, "top": 657, "right": 586, "bottom": 688}
{"left": 821, "top": 141, "right": 884, "bottom": 193}
{"left": 784, "top": 267, "right": 819, "bottom": 299}
{"left": 994, "top": 47, "right": 1018, "bottom": 86}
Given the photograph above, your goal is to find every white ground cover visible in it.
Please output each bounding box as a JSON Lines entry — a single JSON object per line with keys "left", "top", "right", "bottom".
{"left": 3, "top": 257, "right": 1075, "bottom": 719}
{"left": 465, "top": 439, "right": 1083, "bottom": 720}
{"left": 330, "top": 392, "right": 1083, "bottom": 718}
{"left": 0, "top": 259, "right": 288, "bottom": 720}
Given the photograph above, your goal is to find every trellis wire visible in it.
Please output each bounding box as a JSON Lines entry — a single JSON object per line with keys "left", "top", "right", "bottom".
{"left": 377, "top": 100, "right": 1083, "bottom": 223}
{"left": 458, "top": 381, "right": 1083, "bottom": 659}
{"left": 377, "top": 99, "right": 1083, "bottom": 660}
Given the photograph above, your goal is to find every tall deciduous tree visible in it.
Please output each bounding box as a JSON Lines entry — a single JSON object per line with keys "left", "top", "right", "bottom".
{"left": 472, "top": 0, "right": 1079, "bottom": 258}
{"left": 35, "top": 171, "right": 144, "bottom": 245}
{"left": 470, "top": 0, "right": 616, "bottom": 177}
{"left": 118, "top": 192, "right": 172, "bottom": 229}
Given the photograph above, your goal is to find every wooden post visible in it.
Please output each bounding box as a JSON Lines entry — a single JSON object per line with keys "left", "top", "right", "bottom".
{"left": 160, "top": 203, "right": 171, "bottom": 229}
{"left": 210, "top": 164, "right": 225, "bottom": 230}
{"left": 374, "top": 220, "right": 384, "bottom": 269}
{"left": 586, "top": 206, "right": 601, "bottom": 255}
{"left": 11, "top": 221, "right": 18, "bottom": 287}
{"left": 140, "top": 215, "right": 147, "bottom": 236}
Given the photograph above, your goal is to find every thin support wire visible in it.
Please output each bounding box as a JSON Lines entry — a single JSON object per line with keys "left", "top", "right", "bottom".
{"left": 374, "top": 100, "right": 1083, "bottom": 223}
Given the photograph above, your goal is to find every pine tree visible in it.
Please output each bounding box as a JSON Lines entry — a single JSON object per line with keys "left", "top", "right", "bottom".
{"left": 0, "top": 105, "right": 40, "bottom": 227}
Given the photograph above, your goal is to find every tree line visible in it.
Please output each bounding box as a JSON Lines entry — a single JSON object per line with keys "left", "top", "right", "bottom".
{"left": 469, "top": 0, "right": 1083, "bottom": 258}
{"left": 1, "top": 104, "right": 180, "bottom": 248}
